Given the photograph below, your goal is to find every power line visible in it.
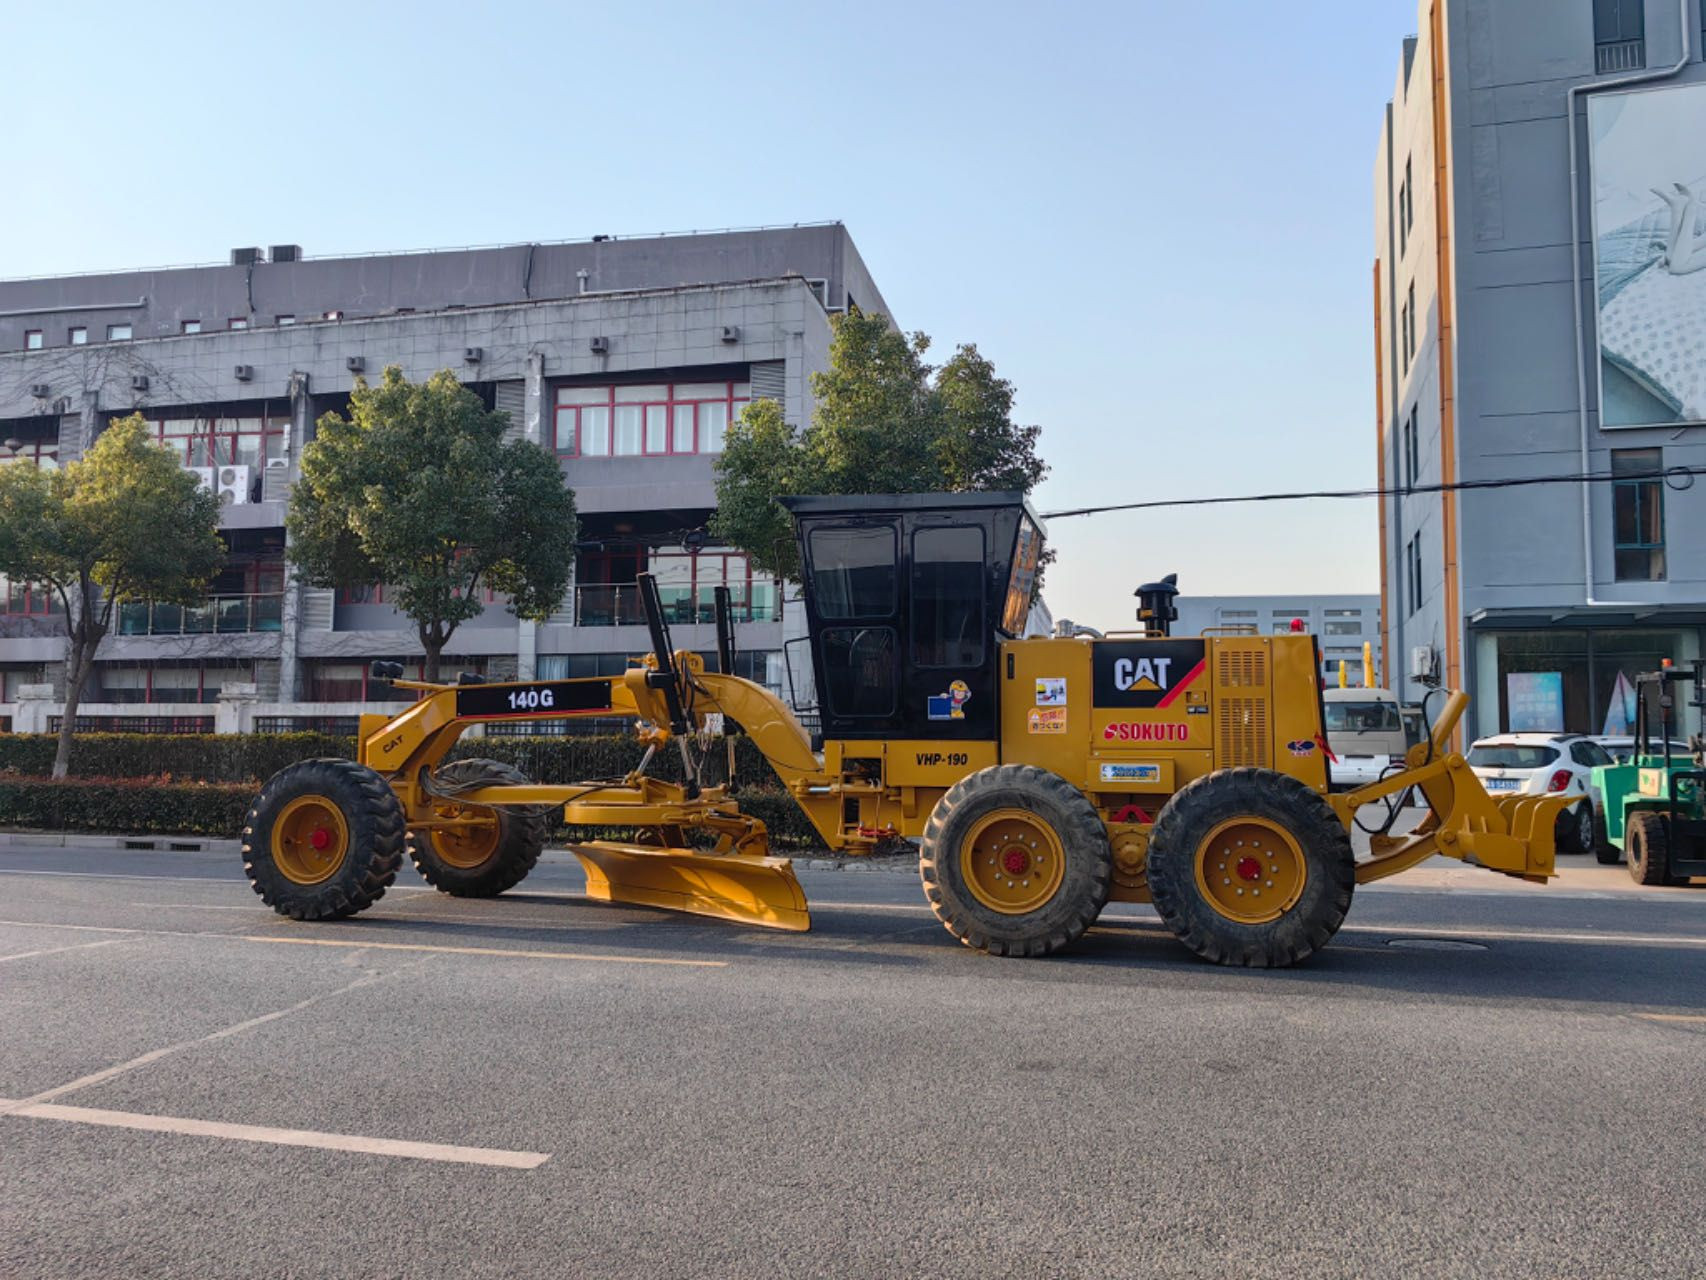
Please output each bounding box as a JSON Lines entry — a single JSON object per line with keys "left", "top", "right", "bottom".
{"left": 1041, "top": 464, "right": 1703, "bottom": 521}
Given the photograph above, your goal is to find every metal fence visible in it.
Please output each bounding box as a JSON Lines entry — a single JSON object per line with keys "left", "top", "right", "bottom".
{"left": 117, "top": 593, "right": 284, "bottom": 636}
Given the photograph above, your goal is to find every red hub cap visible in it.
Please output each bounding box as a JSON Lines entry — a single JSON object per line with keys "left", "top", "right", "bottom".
{"left": 309, "top": 827, "right": 332, "bottom": 851}
{"left": 1235, "top": 856, "right": 1262, "bottom": 882}
{"left": 1002, "top": 848, "right": 1031, "bottom": 876}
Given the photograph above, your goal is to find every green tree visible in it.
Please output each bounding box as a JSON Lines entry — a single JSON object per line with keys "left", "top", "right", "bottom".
{"left": 711, "top": 309, "right": 1048, "bottom": 579}
{"left": 288, "top": 367, "right": 578, "bottom": 683}
{"left": 0, "top": 415, "right": 224, "bottom": 778}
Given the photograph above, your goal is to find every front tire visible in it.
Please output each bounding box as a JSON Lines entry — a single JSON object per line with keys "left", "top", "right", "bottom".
{"left": 919, "top": 764, "right": 1112, "bottom": 957}
{"left": 242, "top": 759, "right": 405, "bottom": 920}
{"left": 1627, "top": 810, "right": 1672, "bottom": 886}
{"left": 1146, "top": 768, "right": 1354, "bottom": 967}
{"left": 407, "top": 758, "right": 548, "bottom": 897}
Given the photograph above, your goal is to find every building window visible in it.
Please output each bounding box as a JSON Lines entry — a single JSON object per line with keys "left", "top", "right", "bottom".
{"left": 181, "top": 320, "right": 202, "bottom": 335}
{"left": 108, "top": 323, "right": 132, "bottom": 341}
{"left": 1398, "top": 157, "right": 1414, "bottom": 259}
{"left": 552, "top": 381, "right": 752, "bottom": 458}
{"left": 1403, "top": 406, "right": 1420, "bottom": 491}
{"left": 1324, "top": 620, "right": 1363, "bottom": 636}
{"left": 276, "top": 315, "right": 295, "bottom": 326}
{"left": 94, "top": 661, "right": 253, "bottom": 705}
{"left": 149, "top": 413, "right": 288, "bottom": 468}
{"left": 0, "top": 437, "right": 57, "bottom": 470}
{"left": 24, "top": 329, "right": 42, "bottom": 350}
{"left": 1612, "top": 448, "right": 1665, "bottom": 581}
{"left": 1324, "top": 609, "right": 1363, "bottom": 619}
{"left": 0, "top": 576, "right": 62, "bottom": 616}
{"left": 1594, "top": 0, "right": 1645, "bottom": 72}
{"left": 1408, "top": 535, "right": 1423, "bottom": 615}
{"left": 229, "top": 318, "right": 249, "bottom": 330}
{"left": 1220, "top": 609, "right": 1257, "bottom": 618}
{"left": 68, "top": 326, "right": 87, "bottom": 345}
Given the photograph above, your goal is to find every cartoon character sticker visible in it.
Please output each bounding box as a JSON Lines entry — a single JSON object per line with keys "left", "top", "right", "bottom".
{"left": 927, "top": 680, "right": 973, "bottom": 721}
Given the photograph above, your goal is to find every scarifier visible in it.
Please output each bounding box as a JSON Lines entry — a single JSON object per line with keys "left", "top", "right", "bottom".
{"left": 241, "top": 492, "right": 1569, "bottom": 967}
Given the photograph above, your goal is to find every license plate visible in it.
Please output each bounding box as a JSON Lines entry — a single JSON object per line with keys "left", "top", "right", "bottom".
{"left": 1485, "top": 777, "right": 1520, "bottom": 792}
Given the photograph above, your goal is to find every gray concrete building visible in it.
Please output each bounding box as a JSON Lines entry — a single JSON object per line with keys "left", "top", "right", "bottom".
{"left": 0, "top": 224, "right": 887, "bottom": 733}
{"left": 1376, "top": 0, "right": 1706, "bottom": 739}
{"left": 1173, "top": 594, "right": 1384, "bottom": 687}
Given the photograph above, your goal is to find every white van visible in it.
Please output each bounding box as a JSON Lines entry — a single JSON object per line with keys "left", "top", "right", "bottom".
{"left": 1323, "top": 687, "right": 1408, "bottom": 791}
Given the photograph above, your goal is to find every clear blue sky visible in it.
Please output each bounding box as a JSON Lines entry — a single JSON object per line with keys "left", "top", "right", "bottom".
{"left": 3, "top": 0, "right": 1417, "bottom": 629}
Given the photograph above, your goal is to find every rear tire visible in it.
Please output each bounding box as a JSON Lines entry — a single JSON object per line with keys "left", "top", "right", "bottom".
{"left": 408, "top": 759, "right": 548, "bottom": 897}
{"left": 1557, "top": 800, "right": 1594, "bottom": 855}
{"left": 1146, "top": 768, "right": 1354, "bottom": 967}
{"left": 919, "top": 764, "right": 1112, "bottom": 957}
{"left": 1627, "top": 810, "right": 1672, "bottom": 886}
{"left": 242, "top": 759, "right": 405, "bottom": 920}
{"left": 1592, "top": 805, "right": 1621, "bottom": 864}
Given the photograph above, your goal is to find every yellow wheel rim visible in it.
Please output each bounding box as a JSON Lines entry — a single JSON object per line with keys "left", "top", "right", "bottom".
{"left": 960, "top": 808, "right": 1066, "bottom": 915}
{"left": 1193, "top": 818, "right": 1307, "bottom": 924}
{"left": 272, "top": 795, "right": 351, "bottom": 885}
{"left": 428, "top": 807, "right": 500, "bottom": 870}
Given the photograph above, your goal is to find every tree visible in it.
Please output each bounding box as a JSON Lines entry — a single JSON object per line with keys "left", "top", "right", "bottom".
{"left": 287, "top": 367, "right": 579, "bottom": 683}
{"left": 0, "top": 415, "right": 225, "bottom": 777}
{"left": 711, "top": 309, "right": 1049, "bottom": 579}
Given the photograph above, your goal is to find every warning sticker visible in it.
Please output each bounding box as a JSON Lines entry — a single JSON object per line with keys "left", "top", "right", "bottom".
{"left": 1027, "top": 707, "right": 1068, "bottom": 735}
{"left": 1035, "top": 677, "right": 1067, "bottom": 707}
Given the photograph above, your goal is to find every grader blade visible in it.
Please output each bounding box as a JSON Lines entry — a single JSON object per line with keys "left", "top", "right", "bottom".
{"left": 569, "top": 842, "right": 811, "bottom": 932}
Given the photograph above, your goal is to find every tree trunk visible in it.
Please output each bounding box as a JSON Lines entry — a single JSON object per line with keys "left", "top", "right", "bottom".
{"left": 51, "top": 639, "right": 94, "bottom": 780}
{"left": 422, "top": 639, "right": 443, "bottom": 685}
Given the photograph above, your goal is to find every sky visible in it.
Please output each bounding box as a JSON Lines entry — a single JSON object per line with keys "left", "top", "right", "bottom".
{"left": 2, "top": 0, "right": 1419, "bottom": 631}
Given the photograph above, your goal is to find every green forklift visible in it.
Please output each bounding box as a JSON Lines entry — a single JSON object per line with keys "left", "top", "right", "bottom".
{"left": 1593, "top": 660, "right": 1706, "bottom": 886}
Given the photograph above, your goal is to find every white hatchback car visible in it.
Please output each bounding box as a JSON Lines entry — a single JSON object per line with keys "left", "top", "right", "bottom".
{"left": 1465, "top": 733, "right": 1615, "bottom": 854}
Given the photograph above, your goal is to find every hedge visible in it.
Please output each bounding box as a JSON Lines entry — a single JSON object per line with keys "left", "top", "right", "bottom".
{"left": 0, "top": 732, "right": 784, "bottom": 790}
{"left": 0, "top": 776, "right": 823, "bottom": 847}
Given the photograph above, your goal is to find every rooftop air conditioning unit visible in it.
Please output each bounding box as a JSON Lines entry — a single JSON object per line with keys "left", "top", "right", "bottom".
{"left": 269, "top": 244, "right": 301, "bottom": 263}
{"left": 217, "top": 464, "right": 251, "bottom": 506}
{"left": 188, "top": 466, "right": 216, "bottom": 492}
{"left": 1409, "top": 644, "right": 1437, "bottom": 682}
{"left": 230, "top": 247, "right": 263, "bottom": 266}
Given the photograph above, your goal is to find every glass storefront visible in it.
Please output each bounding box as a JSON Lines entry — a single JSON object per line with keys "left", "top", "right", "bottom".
{"left": 1472, "top": 626, "right": 1702, "bottom": 739}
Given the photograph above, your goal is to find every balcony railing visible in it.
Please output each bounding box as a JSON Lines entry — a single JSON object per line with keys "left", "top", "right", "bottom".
{"left": 1596, "top": 38, "right": 1645, "bottom": 73}
{"left": 117, "top": 593, "right": 284, "bottom": 636}
{"left": 574, "top": 583, "right": 780, "bottom": 627}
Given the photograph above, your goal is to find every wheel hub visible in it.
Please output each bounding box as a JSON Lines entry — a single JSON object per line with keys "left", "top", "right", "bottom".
{"left": 959, "top": 809, "right": 1067, "bottom": 915}
{"left": 271, "top": 795, "right": 350, "bottom": 886}
{"left": 1193, "top": 818, "right": 1308, "bottom": 925}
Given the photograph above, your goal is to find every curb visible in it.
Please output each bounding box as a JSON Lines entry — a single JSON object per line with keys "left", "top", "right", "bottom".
{"left": 0, "top": 830, "right": 241, "bottom": 855}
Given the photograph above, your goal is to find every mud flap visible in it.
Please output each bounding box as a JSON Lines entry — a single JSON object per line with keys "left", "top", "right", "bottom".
{"left": 568, "top": 841, "right": 811, "bottom": 932}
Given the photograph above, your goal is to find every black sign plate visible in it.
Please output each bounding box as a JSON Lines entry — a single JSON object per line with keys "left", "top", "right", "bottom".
{"left": 1092, "top": 640, "right": 1207, "bottom": 709}
{"left": 454, "top": 680, "right": 613, "bottom": 719}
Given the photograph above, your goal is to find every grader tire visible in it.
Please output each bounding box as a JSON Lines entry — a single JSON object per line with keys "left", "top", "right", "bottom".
{"left": 919, "top": 764, "right": 1112, "bottom": 958}
{"left": 1627, "top": 810, "right": 1672, "bottom": 886}
{"left": 1146, "top": 768, "right": 1354, "bottom": 968}
{"left": 407, "top": 759, "right": 548, "bottom": 897}
{"left": 242, "top": 759, "right": 405, "bottom": 920}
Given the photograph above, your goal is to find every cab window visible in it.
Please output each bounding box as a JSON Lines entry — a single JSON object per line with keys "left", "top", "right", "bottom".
{"left": 809, "top": 526, "right": 896, "bottom": 619}
{"left": 912, "top": 526, "right": 985, "bottom": 668}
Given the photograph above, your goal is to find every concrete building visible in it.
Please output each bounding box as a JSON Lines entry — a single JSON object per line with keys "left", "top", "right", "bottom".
{"left": 1173, "top": 594, "right": 1384, "bottom": 686}
{"left": 1376, "top": 0, "right": 1706, "bottom": 739}
{"left": 0, "top": 224, "right": 887, "bottom": 733}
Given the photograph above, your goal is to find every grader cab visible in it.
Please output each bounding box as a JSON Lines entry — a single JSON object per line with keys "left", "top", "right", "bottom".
{"left": 242, "top": 492, "right": 1568, "bottom": 967}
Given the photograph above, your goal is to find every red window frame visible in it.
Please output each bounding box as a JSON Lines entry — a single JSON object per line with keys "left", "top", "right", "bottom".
{"left": 338, "top": 583, "right": 386, "bottom": 605}
{"left": 98, "top": 662, "right": 250, "bottom": 704}
{"left": 149, "top": 413, "right": 287, "bottom": 468}
{"left": 0, "top": 576, "right": 61, "bottom": 616}
{"left": 552, "top": 382, "right": 751, "bottom": 458}
{"left": 4, "top": 438, "right": 58, "bottom": 468}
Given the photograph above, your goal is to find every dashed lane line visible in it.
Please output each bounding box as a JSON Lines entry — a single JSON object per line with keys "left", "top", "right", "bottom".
{"left": 0, "top": 938, "right": 130, "bottom": 963}
{"left": 243, "top": 935, "right": 727, "bottom": 967}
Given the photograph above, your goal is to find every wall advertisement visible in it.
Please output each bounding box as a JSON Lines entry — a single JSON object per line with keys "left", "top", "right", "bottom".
{"left": 1589, "top": 82, "right": 1706, "bottom": 428}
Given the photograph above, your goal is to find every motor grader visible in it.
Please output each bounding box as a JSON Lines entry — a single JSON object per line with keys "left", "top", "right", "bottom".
{"left": 242, "top": 492, "right": 1566, "bottom": 967}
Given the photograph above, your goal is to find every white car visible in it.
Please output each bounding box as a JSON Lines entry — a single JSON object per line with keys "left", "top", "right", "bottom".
{"left": 1589, "top": 735, "right": 1694, "bottom": 765}
{"left": 1466, "top": 733, "right": 1615, "bottom": 854}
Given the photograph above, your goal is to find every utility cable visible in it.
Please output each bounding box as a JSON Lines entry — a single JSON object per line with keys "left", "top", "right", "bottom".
{"left": 1041, "top": 463, "right": 1703, "bottom": 520}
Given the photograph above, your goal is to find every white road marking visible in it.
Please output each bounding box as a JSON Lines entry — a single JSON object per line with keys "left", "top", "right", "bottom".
{"left": 0, "top": 1099, "right": 549, "bottom": 1169}
{"left": 0, "top": 938, "right": 129, "bottom": 963}
{"left": 244, "top": 935, "right": 727, "bottom": 968}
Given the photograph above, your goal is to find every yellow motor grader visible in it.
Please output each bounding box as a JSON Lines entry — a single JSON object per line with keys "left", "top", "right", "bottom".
{"left": 242, "top": 492, "right": 1566, "bottom": 967}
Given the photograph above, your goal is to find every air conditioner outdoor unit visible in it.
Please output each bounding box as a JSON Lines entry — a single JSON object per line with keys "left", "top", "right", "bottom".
{"left": 188, "top": 466, "right": 216, "bottom": 492}
{"left": 345, "top": 355, "right": 365, "bottom": 373}
{"left": 130, "top": 375, "right": 149, "bottom": 392}
{"left": 29, "top": 383, "right": 51, "bottom": 399}
{"left": 217, "top": 465, "right": 251, "bottom": 506}
{"left": 1409, "top": 644, "right": 1437, "bottom": 682}
{"left": 233, "top": 364, "right": 254, "bottom": 382}
{"left": 589, "top": 335, "right": 610, "bottom": 354}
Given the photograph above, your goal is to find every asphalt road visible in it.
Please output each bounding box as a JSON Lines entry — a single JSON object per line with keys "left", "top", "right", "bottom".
{"left": 2, "top": 840, "right": 1705, "bottom": 1280}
